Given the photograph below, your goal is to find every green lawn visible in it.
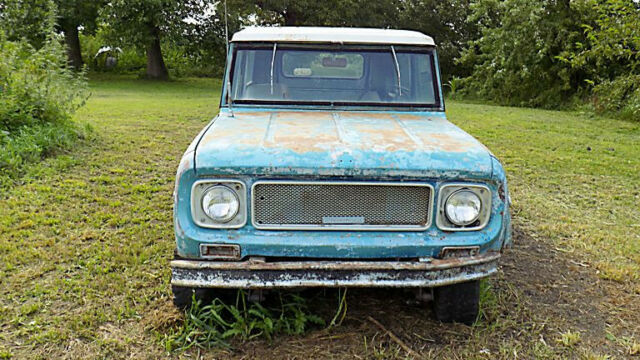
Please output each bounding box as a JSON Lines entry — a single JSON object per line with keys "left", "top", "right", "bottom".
{"left": 0, "top": 76, "right": 637, "bottom": 359}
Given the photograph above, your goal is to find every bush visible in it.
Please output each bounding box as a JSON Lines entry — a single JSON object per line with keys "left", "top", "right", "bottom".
{"left": 592, "top": 75, "right": 640, "bottom": 121}
{"left": 0, "top": 32, "right": 88, "bottom": 184}
{"left": 0, "top": 37, "right": 87, "bottom": 131}
{"left": 457, "top": 0, "right": 592, "bottom": 109}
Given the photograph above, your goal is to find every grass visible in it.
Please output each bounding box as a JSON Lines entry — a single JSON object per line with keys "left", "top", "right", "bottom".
{"left": 0, "top": 121, "right": 88, "bottom": 188}
{"left": 0, "top": 75, "right": 638, "bottom": 359}
{"left": 162, "top": 291, "right": 325, "bottom": 352}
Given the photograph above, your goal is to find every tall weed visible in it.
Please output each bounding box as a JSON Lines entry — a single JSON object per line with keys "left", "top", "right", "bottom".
{"left": 163, "top": 291, "right": 325, "bottom": 352}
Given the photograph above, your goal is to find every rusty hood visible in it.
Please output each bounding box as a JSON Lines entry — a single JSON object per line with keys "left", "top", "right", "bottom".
{"left": 194, "top": 110, "right": 494, "bottom": 179}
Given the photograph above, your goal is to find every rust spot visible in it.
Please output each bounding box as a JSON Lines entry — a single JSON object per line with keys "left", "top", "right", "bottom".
{"left": 199, "top": 112, "right": 271, "bottom": 147}
{"left": 172, "top": 252, "right": 500, "bottom": 271}
{"left": 265, "top": 112, "right": 341, "bottom": 152}
{"left": 418, "top": 133, "right": 475, "bottom": 152}
{"left": 197, "top": 111, "right": 478, "bottom": 154}
{"left": 342, "top": 112, "right": 394, "bottom": 120}
{"left": 394, "top": 113, "right": 425, "bottom": 121}
{"left": 341, "top": 117, "right": 416, "bottom": 151}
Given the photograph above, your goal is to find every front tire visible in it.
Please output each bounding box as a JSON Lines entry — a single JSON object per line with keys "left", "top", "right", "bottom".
{"left": 171, "top": 285, "right": 239, "bottom": 310}
{"left": 432, "top": 280, "right": 480, "bottom": 325}
{"left": 171, "top": 285, "right": 213, "bottom": 310}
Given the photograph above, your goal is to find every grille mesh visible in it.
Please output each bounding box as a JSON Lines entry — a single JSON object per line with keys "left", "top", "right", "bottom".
{"left": 252, "top": 182, "right": 431, "bottom": 229}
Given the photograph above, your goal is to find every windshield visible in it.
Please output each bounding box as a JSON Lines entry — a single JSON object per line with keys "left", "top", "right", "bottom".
{"left": 228, "top": 44, "right": 440, "bottom": 108}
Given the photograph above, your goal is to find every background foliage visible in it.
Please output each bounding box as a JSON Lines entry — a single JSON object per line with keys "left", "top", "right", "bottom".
{"left": 568, "top": 0, "right": 640, "bottom": 120}
{"left": 458, "top": 0, "right": 639, "bottom": 118}
{"left": 0, "top": 0, "right": 88, "bottom": 187}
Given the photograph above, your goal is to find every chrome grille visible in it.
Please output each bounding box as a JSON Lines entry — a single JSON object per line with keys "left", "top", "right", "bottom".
{"left": 252, "top": 181, "right": 432, "bottom": 230}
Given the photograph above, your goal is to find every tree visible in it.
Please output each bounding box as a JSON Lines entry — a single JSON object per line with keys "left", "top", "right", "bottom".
{"left": 565, "top": 0, "right": 640, "bottom": 81}
{"left": 563, "top": 0, "right": 640, "bottom": 119}
{"left": 398, "top": 0, "right": 479, "bottom": 80}
{"left": 243, "top": 0, "right": 400, "bottom": 27}
{"left": 457, "top": 0, "right": 594, "bottom": 108}
{"left": 102, "top": 0, "right": 202, "bottom": 80}
{"left": 55, "top": 0, "right": 104, "bottom": 69}
{"left": 0, "top": 0, "right": 56, "bottom": 49}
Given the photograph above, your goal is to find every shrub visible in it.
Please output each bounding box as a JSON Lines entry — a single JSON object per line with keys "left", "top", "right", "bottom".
{"left": 0, "top": 36, "right": 87, "bottom": 131}
{"left": 0, "top": 31, "right": 88, "bottom": 184}
{"left": 457, "top": 0, "right": 593, "bottom": 109}
{"left": 592, "top": 75, "right": 640, "bottom": 121}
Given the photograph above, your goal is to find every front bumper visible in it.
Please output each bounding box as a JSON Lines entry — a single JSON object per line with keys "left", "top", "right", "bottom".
{"left": 170, "top": 252, "right": 500, "bottom": 289}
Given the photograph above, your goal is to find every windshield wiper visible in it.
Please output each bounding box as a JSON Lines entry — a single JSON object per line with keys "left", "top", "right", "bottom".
{"left": 270, "top": 43, "right": 277, "bottom": 95}
{"left": 390, "top": 46, "right": 402, "bottom": 96}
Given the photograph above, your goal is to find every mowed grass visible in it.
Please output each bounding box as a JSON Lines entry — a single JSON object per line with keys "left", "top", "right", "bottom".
{"left": 0, "top": 76, "right": 218, "bottom": 358}
{"left": 0, "top": 76, "right": 638, "bottom": 359}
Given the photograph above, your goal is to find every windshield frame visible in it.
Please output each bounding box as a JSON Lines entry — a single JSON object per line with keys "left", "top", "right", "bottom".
{"left": 221, "top": 42, "right": 444, "bottom": 112}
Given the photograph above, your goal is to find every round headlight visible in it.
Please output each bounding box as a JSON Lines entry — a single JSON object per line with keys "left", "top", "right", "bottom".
{"left": 201, "top": 185, "right": 239, "bottom": 222}
{"left": 445, "top": 190, "right": 482, "bottom": 226}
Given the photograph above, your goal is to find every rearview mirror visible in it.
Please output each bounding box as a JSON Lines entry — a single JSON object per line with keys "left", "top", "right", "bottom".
{"left": 322, "top": 57, "right": 347, "bottom": 68}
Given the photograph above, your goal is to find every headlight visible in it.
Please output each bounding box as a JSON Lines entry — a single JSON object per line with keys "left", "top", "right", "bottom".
{"left": 437, "top": 184, "right": 491, "bottom": 231}
{"left": 445, "top": 189, "right": 482, "bottom": 226}
{"left": 191, "top": 180, "right": 246, "bottom": 229}
{"left": 201, "top": 185, "right": 240, "bottom": 222}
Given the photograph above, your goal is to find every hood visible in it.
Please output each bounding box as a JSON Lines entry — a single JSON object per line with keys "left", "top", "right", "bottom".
{"left": 194, "top": 110, "right": 493, "bottom": 179}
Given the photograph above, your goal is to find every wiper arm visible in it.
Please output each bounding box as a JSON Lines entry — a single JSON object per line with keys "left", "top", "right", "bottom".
{"left": 270, "top": 43, "right": 277, "bottom": 95}
{"left": 390, "top": 46, "right": 402, "bottom": 96}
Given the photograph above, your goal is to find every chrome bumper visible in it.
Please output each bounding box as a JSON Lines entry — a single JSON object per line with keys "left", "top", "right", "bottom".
{"left": 170, "top": 252, "right": 500, "bottom": 289}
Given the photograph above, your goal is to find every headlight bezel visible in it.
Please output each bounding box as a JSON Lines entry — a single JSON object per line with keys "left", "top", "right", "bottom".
{"left": 191, "top": 179, "right": 247, "bottom": 229}
{"left": 436, "top": 183, "right": 491, "bottom": 231}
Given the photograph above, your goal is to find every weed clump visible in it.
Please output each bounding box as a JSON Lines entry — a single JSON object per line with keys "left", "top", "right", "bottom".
{"left": 163, "top": 291, "right": 325, "bottom": 352}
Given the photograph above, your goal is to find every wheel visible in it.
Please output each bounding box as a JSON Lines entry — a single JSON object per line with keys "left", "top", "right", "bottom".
{"left": 171, "top": 285, "right": 213, "bottom": 310}
{"left": 432, "top": 280, "right": 480, "bottom": 325}
{"left": 171, "top": 285, "right": 239, "bottom": 310}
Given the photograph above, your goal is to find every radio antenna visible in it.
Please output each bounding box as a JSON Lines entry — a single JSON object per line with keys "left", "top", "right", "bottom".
{"left": 224, "top": 0, "right": 229, "bottom": 56}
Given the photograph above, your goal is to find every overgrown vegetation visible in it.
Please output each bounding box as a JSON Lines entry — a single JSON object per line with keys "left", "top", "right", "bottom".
{"left": 163, "top": 291, "right": 325, "bottom": 352}
{"left": 0, "top": 6, "right": 88, "bottom": 187}
{"left": 575, "top": 0, "right": 640, "bottom": 120}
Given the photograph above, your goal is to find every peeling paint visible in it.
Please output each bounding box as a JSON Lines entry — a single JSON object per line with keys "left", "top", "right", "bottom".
{"left": 194, "top": 110, "right": 493, "bottom": 178}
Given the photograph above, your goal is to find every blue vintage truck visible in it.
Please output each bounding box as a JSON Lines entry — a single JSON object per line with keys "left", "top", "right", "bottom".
{"left": 171, "top": 27, "right": 511, "bottom": 324}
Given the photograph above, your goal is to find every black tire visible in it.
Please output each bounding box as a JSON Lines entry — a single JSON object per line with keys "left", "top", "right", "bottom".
{"left": 432, "top": 280, "right": 480, "bottom": 325}
{"left": 171, "top": 285, "right": 213, "bottom": 310}
{"left": 171, "top": 285, "right": 240, "bottom": 310}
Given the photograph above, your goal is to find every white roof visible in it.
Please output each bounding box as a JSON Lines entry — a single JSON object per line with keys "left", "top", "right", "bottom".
{"left": 231, "top": 27, "right": 435, "bottom": 46}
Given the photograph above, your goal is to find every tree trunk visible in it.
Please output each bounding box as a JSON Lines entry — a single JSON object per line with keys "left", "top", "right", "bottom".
{"left": 64, "top": 25, "right": 83, "bottom": 70}
{"left": 283, "top": 8, "right": 298, "bottom": 25}
{"left": 145, "top": 26, "right": 169, "bottom": 80}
